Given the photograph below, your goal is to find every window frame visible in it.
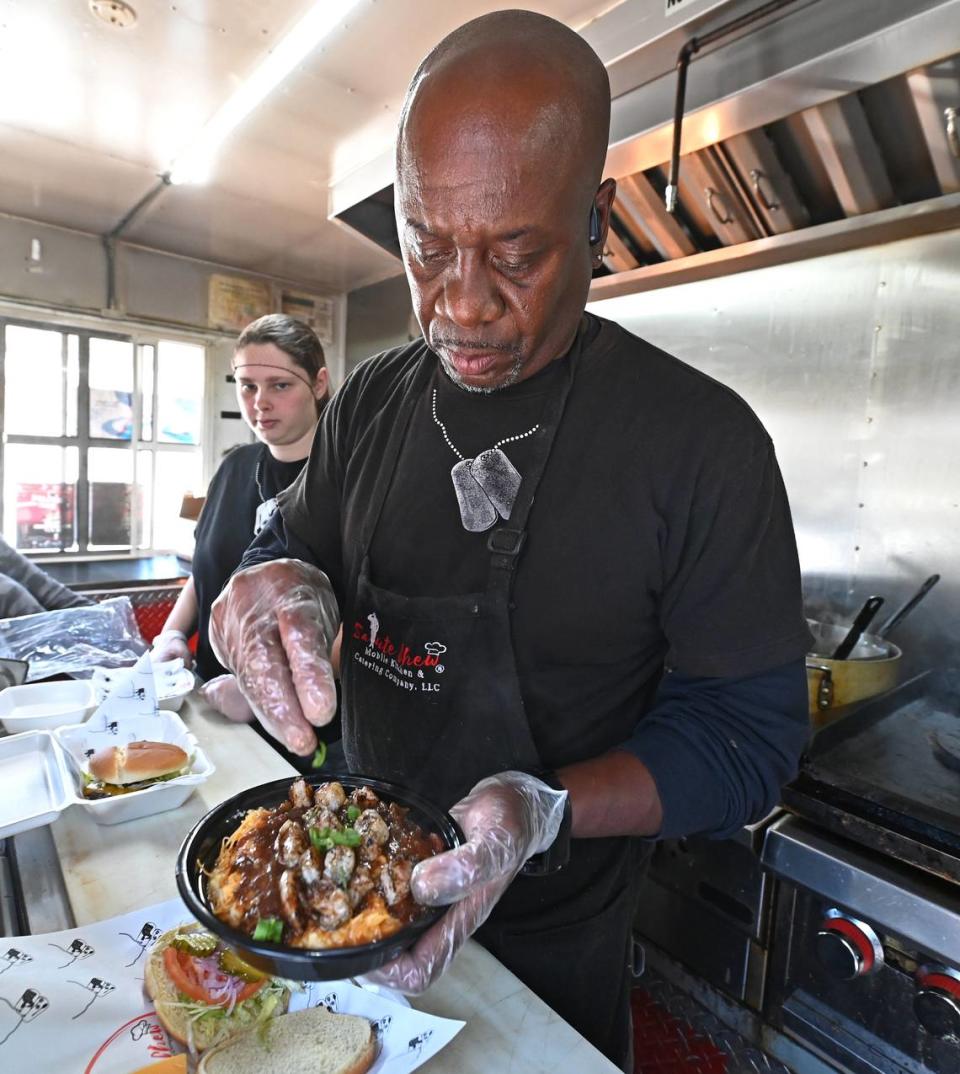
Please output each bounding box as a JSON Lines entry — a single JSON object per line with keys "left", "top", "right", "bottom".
{"left": 0, "top": 314, "right": 207, "bottom": 557}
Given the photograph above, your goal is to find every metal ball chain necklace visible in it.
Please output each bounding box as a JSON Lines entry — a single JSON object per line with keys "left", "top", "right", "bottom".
{"left": 431, "top": 388, "right": 540, "bottom": 532}
{"left": 254, "top": 458, "right": 266, "bottom": 503}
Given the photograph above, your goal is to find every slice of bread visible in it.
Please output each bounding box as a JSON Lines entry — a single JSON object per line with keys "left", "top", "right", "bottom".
{"left": 197, "top": 1006, "right": 377, "bottom": 1074}
{"left": 145, "top": 924, "right": 290, "bottom": 1053}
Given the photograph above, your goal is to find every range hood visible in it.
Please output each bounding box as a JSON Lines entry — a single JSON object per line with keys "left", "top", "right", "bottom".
{"left": 332, "top": 0, "right": 960, "bottom": 294}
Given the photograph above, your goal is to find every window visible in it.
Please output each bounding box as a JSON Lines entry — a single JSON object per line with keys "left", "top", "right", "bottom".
{"left": 1, "top": 317, "right": 206, "bottom": 555}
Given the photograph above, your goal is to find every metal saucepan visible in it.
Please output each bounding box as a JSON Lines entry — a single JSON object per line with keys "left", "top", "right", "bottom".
{"left": 805, "top": 618, "right": 902, "bottom": 727}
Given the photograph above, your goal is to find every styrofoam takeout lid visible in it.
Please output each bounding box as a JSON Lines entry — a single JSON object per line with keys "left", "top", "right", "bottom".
{"left": 0, "top": 730, "right": 72, "bottom": 839}
{"left": 55, "top": 709, "right": 215, "bottom": 826}
{"left": 91, "top": 661, "right": 195, "bottom": 712}
{"left": 0, "top": 680, "right": 97, "bottom": 733}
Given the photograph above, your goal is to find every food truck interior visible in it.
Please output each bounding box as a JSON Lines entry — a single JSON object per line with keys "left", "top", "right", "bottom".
{"left": 0, "top": 3, "right": 959, "bottom": 1073}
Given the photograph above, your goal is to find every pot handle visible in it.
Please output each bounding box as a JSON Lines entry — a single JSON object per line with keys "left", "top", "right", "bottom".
{"left": 875, "top": 573, "right": 940, "bottom": 639}
{"left": 807, "top": 662, "right": 834, "bottom": 710}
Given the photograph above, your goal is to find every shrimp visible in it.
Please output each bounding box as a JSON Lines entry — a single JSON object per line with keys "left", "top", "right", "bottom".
{"left": 278, "top": 868, "right": 301, "bottom": 930}
{"left": 347, "top": 864, "right": 375, "bottom": 909}
{"left": 302, "top": 805, "right": 342, "bottom": 832}
{"left": 288, "top": 778, "right": 313, "bottom": 810}
{"left": 349, "top": 785, "right": 381, "bottom": 811}
{"left": 298, "top": 849, "right": 352, "bottom": 931}
{"left": 324, "top": 845, "right": 357, "bottom": 888}
{"left": 275, "top": 819, "right": 308, "bottom": 867}
{"left": 314, "top": 781, "right": 346, "bottom": 812}
{"left": 355, "top": 808, "right": 389, "bottom": 863}
{"left": 380, "top": 858, "right": 413, "bottom": 907}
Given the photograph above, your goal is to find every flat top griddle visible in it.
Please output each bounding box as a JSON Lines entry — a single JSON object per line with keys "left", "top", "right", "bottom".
{"left": 784, "top": 670, "right": 960, "bottom": 877}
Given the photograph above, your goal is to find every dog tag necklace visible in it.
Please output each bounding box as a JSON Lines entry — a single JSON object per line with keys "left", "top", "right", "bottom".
{"left": 432, "top": 388, "right": 540, "bottom": 532}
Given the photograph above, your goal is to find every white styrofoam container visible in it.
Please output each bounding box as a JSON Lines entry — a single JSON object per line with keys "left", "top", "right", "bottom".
{"left": 91, "top": 661, "right": 195, "bottom": 712}
{"left": 54, "top": 709, "right": 215, "bottom": 826}
{"left": 0, "top": 730, "right": 72, "bottom": 839}
{"left": 0, "top": 680, "right": 97, "bottom": 733}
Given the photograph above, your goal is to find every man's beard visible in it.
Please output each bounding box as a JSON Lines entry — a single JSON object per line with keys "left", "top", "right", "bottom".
{"left": 438, "top": 349, "right": 524, "bottom": 394}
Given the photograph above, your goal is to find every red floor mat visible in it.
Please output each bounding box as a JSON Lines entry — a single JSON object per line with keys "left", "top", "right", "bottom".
{"left": 632, "top": 986, "right": 728, "bottom": 1074}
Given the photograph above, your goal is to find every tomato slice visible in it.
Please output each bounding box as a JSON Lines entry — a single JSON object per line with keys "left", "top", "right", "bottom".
{"left": 163, "top": 947, "right": 265, "bottom": 1006}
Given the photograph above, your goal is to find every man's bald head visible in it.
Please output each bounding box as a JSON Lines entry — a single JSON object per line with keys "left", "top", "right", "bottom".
{"left": 398, "top": 10, "right": 610, "bottom": 203}
{"left": 394, "top": 11, "right": 615, "bottom": 393}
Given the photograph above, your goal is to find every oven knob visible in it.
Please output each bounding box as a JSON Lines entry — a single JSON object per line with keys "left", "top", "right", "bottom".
{"left": 816, "top": 910, "right": 883, "bottom": 979}
{"left": 915, "top": 966, "right": 960, "bottom": 1038}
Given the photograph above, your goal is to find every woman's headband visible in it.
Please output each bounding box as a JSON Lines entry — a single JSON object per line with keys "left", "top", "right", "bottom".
{"left": 231, "top": 360, "right": 316, "bottom": 391}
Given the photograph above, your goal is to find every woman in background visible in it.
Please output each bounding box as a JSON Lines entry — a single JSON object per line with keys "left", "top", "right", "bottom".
{"left": 153, "top": 314, "right": 331, "bottom": 735}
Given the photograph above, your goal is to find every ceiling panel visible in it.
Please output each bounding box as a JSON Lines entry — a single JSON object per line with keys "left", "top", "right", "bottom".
{"left": 0, "top": 0, "right": 612, "bottom": 293}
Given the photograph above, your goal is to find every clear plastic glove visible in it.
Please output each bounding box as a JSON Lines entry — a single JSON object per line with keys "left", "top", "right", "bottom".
{"left": 150, "top": 629, "right": 193, "bottom": 668}
{"left": 362, "top": 771, "right": 568, "bottom": 994}
{"left": 199, "top": 674, "right": 256, "bottom": 723}
{"left": 209, "top": 559, "right": 339, "bottom": 756}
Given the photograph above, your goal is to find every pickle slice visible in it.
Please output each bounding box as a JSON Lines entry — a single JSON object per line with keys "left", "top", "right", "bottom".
{"left": 218, "top": 948, "right": 269, "bottom": 982}
{"left": 170, "top": 931, "right": 218, "bottom": 958}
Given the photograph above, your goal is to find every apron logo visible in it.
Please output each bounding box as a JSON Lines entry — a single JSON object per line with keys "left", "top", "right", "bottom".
{"left": 352, "top": 619, "right": 447, "bottom": 693}
{"left": 424, "top": 642, "right": 446, "bottom": 673}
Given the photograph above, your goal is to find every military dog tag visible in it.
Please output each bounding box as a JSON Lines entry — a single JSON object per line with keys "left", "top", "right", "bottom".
{"left": 451, "top": 460, "right": 498, "bottom": 532}
{"left": 471, "top": 448, "right": 521, "bottom": 520}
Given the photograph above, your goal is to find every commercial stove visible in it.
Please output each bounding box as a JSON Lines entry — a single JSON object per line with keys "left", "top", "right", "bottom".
{"left": 763, "top": 671, "right": 960, "bottom": 1074}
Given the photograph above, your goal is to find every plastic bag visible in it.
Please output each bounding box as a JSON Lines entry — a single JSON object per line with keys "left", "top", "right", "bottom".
{"left": 0, "top": 596, "right": 149, "bottom": 681}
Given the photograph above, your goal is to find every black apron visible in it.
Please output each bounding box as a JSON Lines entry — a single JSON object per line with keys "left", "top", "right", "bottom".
{"left": 341, "top": 337, "right": 647, "bottom": 1070}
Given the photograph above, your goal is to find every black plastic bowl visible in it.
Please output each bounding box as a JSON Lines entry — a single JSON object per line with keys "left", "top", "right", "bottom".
{"left": 175, "top": 772, "right": 463, "bottom": 982}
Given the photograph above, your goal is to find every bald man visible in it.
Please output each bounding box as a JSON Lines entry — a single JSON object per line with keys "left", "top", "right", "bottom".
{"left": 212, "top": 11, "right": 811, "bottom": 1068}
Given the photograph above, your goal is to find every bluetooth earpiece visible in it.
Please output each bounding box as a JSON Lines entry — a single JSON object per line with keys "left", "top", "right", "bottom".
{"left": 588, "top": 203, "right": 602, "bottom": 246}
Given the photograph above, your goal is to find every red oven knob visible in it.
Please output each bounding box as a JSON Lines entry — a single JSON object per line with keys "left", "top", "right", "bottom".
{"left": 915, "top": 966, "right": 960, "bottom": 1038}
{"left": 815, "top": 910, "right": 883, "bottom": 980}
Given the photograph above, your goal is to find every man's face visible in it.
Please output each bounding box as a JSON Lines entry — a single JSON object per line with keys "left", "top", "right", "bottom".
{"left": 397, "top": 98, "right": 595, "bottom": 393}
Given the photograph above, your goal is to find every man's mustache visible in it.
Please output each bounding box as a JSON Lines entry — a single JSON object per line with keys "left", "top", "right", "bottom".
{"left": 431, "top": 336, "right": 518, "bottom": 354}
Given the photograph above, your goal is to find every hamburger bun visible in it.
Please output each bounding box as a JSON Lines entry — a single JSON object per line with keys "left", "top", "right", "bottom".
{"left": 197, "top": 1005, "right": 377, "bottom": 1074}
{"left": 88, "top": 741, "right": 188, "bottom": 785}
{"left": 145, "top": 924, "right": 290, "bottom": 1053}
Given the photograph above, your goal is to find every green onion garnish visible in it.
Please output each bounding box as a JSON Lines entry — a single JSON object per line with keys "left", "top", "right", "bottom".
{"left": 346, "top": 805, "right": 361, "bottom": 823}
{"left": 309, "top": 825, "right": 360, "bottom": 851}
{"left": 331, "top": 827, "right": 361, "bottom": 847}
{"left": 252, "top": 917, "right": 284, "bottom": 942}
{"left": 311, "top": 742, "right": 327, "bottom": 769}
{"left": 309, "top": 826, "right": 333, "bottom": 851}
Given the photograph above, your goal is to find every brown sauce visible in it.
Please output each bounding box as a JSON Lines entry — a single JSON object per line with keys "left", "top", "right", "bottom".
{"left": 209, "top": 781, "right": 445, "bottom": 946}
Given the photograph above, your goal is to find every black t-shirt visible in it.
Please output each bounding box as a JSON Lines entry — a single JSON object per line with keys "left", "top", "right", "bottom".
{"left": 193, "top": 443, "right": 304, "bottom": 680}
{"left": 279, "top": 314, "right": 811, "bottom": 772}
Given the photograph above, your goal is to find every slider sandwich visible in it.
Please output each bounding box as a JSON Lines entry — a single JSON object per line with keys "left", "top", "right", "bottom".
{"left": 82, "top": 741, "right": 190, "bottom": 799}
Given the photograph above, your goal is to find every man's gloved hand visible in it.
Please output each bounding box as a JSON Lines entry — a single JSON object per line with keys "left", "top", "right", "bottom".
{"left": 361, "top": 772, "right": 568, "bottom": 994}
{"left": 198, "top": 674, "right": 255, "bottom": 723}
{"left": 209, "top": 559, "right": 339, "bottom": 756}
{"left": 150, "top": 629, "right": 193, "bottom": 668}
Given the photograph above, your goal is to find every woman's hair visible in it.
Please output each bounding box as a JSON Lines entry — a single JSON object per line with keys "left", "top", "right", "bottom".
{"left": 235, "top": 314, "right": 329, "bottom": 408}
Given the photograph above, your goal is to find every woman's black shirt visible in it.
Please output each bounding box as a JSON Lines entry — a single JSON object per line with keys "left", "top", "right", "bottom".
{"left": 192, "top": 443, "right": 304, "bottom": 680}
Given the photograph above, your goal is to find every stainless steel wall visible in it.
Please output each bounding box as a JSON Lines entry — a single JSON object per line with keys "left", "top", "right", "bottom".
{"left": 588, "top": 229, "right": 960, "bottom": 674}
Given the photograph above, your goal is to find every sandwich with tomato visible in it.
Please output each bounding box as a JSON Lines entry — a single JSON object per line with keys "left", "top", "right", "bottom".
{"left": 145, "top": 924, "right": 292, "bottom": 1053}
